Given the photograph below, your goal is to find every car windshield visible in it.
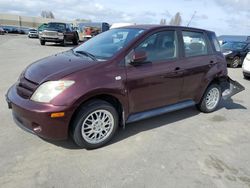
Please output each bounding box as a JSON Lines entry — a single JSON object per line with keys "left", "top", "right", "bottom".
{"left": 74, "top": 28, "right": 145, "bottom": 60}
{"left": 46, "top": 23, "right": 66, "bottom": 31}
{"left": 222, "top": 42, "right": 247, "bottom": 51}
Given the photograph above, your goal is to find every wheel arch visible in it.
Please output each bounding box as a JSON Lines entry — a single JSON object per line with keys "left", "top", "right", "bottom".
{"left": 195, "top": 75, "right": 229, "bottom": 104}
{"left": 68, "top": 93, "right": 127, "bottom": 134}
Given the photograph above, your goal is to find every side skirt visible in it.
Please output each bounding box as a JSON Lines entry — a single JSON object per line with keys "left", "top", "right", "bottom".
{"left": 126, "top": 100, "right": 195, "bottom": 124}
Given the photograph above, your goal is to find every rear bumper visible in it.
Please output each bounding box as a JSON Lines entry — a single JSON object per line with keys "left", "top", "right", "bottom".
{"left": 221, "top": 77, "right": 245, "bottom": 100}
{"left": 6, "top": 85, "right": 74, "bottom": 140}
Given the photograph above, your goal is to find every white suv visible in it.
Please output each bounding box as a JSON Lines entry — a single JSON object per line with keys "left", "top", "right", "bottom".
{"left": 243, "top": 52, "right": 250, "bottom": 79}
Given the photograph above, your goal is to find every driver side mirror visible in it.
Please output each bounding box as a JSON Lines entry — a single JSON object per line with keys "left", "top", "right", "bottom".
{"left": 130, "top": 50, "right": 148, "bottom": 65}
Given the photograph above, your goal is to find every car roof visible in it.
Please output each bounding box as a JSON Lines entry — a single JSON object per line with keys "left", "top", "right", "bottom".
{"left": 120, "top": 24, "right": 213, "bottom": 33}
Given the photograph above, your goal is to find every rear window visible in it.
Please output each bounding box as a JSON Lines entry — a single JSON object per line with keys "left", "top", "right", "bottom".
{"left": 182, "top": 31, "right": 208, "bottom": 57}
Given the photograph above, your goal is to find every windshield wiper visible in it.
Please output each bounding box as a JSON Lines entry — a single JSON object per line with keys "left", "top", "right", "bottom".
{"left": 74, "top": 50, "right": 97, "bottom": 61}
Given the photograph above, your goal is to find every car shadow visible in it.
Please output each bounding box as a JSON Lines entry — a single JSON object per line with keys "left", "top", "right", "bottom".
{"left": 44, "top": 99, "right": 247, "bottom": 150}
{"left": 218, "top": 98, "right": 247, "bottom": 110}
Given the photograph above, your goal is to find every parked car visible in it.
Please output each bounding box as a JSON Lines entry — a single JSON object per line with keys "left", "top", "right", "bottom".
{"left": 77, "top": 22, "right": 109, "bottom": 41}
{"left": 243, "top": 52, "right": 250, "bottom": 79}
{"left": 6, "top": 25, "right": 244, "bottom": 149}
{"left": 222, "top": 41, "right": 250, "bottom": 68}
{"left": 39, "top": 22, "right": 79, "bottom": 46}
{"left": 0, "top": 26, "right": 4, "bottom": 35}
{"left": 218, "top": 35, "right": 249, "bottom": 45}
{"left": 28, "top": 28, "right": 38, "bottom": 38}
{"left": 38, "top": 23, "right": 48, "bottom": 35}
{"left": 2, "top": 26, "right": 18, "bottom": 34}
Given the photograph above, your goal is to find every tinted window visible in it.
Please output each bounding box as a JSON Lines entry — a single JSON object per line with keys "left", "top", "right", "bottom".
{"left": 135, "top": 31, "right": 178, "bottom": 62}
{"left": 182, "top": 31, "right": 208, "bottom": 57}
{"left": 221, "top": 42, "right": 247, "bottom": 51}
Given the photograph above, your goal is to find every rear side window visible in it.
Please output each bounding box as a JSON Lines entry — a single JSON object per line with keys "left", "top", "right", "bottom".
{"left": 135, "top": 30, "right": 178, "bottom": 62}
{"left": 210, "top": 33, "right": 221, "bottom": 52}
{"left": 182, "top": 31, "right": 208, "bottom": 57}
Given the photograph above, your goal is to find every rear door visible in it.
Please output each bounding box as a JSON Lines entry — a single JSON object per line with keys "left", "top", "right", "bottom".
{"left": 179, "top": 30, "right": 216, "bottom": 101}
{"left": 125, "top": 30, "right": 184, "bottom": 114}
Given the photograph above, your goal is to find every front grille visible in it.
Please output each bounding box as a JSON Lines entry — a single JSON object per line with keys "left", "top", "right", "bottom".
{"left": 16, "top": 77, "right": 39, "bottom": 99}
{"left": 43, "top": 31, "right": 57, "bottom": 36}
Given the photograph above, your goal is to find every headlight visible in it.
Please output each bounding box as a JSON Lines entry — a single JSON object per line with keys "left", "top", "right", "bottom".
{"left": 31, "top": 80, "right": 75, "bottom": 103}
{"left": 223, "top": 51, "right": 233, "bottom": 56}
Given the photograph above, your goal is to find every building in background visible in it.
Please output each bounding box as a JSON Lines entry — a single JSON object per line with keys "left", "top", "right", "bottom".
{"left": 0, "top": 13, "right": 71, "bottom": 29}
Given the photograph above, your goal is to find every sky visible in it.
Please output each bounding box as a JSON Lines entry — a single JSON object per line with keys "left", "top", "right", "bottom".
{"left": 0, "top": 0, "right": 250, "bottom": 36}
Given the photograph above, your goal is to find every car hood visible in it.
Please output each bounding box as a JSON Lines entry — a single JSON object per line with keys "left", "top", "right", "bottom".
{"left": 222, "top": 48, "right": 241, "bottom": 53}
{"left": 24, "top": 50, "right": 93, "bottom": 84}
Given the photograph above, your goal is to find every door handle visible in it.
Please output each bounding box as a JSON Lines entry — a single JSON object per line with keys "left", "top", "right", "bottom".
{"left": 210, "top": 60, "right": 217, "bottom": 65}
{"left": 160, "top": 67, "right": 183, "bottom": 78}
{"left": 175, "top": 67, "right": 180, "bottom": 71}
{"left": 209, "top": 60, "right": 217, "bottom": 67}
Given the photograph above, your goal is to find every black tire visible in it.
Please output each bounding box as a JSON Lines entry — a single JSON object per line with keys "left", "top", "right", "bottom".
{"left": 230, "top": 56, "right": 241, "bottom": 68}
{"left": 40, "top": 39, "right": 45, "bottom": 45}
{"left": 244, "top": 74, "right": 250, "bottom": 79}
{"left": 73, "top": 38, "right": 79, "bottom": 45}
{"left": 71, "top": 100, "right": 119, "bottom": 149}
{"left": 197, "top": 84, "right": 222, "bottom": 113}
{"left": 73, "top": 34, "right": 79, "bottom": 45}
{"left": 61, "top": 38, "right": 66, "bottom": 46}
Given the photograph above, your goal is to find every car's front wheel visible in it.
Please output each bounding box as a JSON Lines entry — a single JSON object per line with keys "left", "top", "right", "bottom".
{"left": 40, "top": 39, "right": 45, "bottom": 45}
{"left": 230, "top": 56, "right": 241, "bottom": 68}
{"left": 197, "top": 84, "right": 221, "bottom": 113}
{"left": 71, "top": 100, "right": 119, "bottom": 149}
{"left": 73, "top": 35, "right": 79, "bottom": 45}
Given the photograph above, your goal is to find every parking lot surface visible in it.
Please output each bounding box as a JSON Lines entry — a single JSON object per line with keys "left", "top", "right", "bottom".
{"left": 0, "top": 34, "right": 250, "bottom": 188}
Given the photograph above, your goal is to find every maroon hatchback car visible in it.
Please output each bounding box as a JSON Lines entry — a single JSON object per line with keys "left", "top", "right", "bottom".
{"left": 6, "top": 25, "right": 244, "bottom": 149}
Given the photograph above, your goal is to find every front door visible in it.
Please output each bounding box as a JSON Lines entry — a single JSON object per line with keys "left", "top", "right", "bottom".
{"left": 125, "top": 30, "right": 184, "bottom": 114}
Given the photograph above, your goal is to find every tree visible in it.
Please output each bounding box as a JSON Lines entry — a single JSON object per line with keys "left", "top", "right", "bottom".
{"left": 169, "top": 12, "right": 182, "bottom": 26}
{"left": 41, "top": 11, "right": 55, "bottom": 19}
{"left": 160, "top": 18, "right": 166, "bottom": 25}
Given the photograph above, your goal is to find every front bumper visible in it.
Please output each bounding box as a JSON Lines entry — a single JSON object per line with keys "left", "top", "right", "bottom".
{"left": 6, "top": 85, "right": 74, "bottom": 140}
{"left": 28, "top": 33, "right": 38, "bottom": 38}
{"left": 224, "top": 55, "right": 234, "bottom": 65}
{"left": 40, "top": 35, "right": 64, "bottom": 42}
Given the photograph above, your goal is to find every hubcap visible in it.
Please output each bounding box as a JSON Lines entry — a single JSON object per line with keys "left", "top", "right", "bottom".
{"left": 81, "top": 110, "right": 114, "bottom": 144}
{"left": 206, "top": 88, "right": 220, "bottom": 110}
{"left": 233, "top": 58, "right": 240, "bottom": 67}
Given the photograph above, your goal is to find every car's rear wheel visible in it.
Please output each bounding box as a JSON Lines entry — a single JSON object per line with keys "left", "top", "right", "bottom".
{"left": 230, "top": 56, "right": 241, "bottom": 68}
{"left": 40, "top": 39, "right": 45, "bottom": 45}
{"left": 71, "top": 100, "right": 119, "bottom": 149}
{"left": 197, "top": 84, "right": 221, "bottom": 113}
